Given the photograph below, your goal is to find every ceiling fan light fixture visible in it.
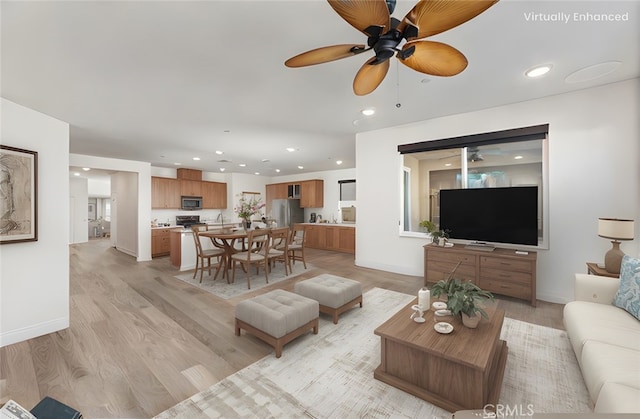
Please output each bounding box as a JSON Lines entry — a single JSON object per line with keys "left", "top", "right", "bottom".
{"left": 525, "top": 64, "right": 552, "bottom": 78}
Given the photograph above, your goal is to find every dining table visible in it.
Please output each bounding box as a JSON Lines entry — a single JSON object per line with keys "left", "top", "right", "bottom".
{"left": 199, "top": 228, "right": 252, "bottom": 278}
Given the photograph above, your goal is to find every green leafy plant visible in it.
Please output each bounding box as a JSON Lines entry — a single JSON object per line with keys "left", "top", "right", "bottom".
{"left": 430, "top": 273, "right": 494, "bottom": 319}
{"left": 418, "top": 220, "right": 450, "bottom": 243}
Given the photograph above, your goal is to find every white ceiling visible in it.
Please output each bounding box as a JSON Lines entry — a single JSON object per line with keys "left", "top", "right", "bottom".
{"left": 2, "top": 1, "right": 638, "bottom": 177}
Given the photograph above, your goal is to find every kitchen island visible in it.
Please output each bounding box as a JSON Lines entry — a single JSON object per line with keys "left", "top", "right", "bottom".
{"left": 170, "top": 228, "right": 219, "bottom": 271}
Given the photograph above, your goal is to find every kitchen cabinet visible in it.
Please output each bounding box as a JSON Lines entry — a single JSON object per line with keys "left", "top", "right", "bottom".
{"left": 151, "top": 177, "right": 180, "bottom": 209}
{"left": 202, "top": 181, "right": 227, "bottom": 209}
{"left": 304, "top": 224, "right": 355, "bottom": 254}
{"left": 300, "top": 180, "right": 324, "bottom": 208}
{"left": 177, "top": 168, "right": 202, "bottom": 181}
{"left": 151, "top": 227, "right": 175, "bottom": 257}
{"left": 265, "top": 183, "right": 289, "bottom": 214}
{"left": 423, "top": 244, "right": 537, "bottom": 306}
{"left": 180, "top": 180, "right": 202, "bottom": 197}
{"left": 265, "top": 179, "right": 324, "bottom": 212}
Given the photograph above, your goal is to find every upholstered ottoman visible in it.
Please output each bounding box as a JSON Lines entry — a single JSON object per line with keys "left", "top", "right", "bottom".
{"left": 235, "top": 289, "right": 319, "bottom": 358}
{"left": 294, "top": 274, "right": 362, "bottom": 324}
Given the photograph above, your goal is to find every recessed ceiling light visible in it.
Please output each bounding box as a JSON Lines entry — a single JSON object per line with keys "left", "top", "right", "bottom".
{"left": 82, "top": 167, "right": 90, "bottom": 171}
{"left": 239, "top": 163, "right": 246, "bottom": 167}
{"left": 565, "top": 61, "right": 621, "bottom": 84}
{"left": 174, "top": 162, "right": 181, "bottom": 165}
{"left": 514, "top": 155, "right": 524, "bottom": 160}
{"left": 193, "top": 157, "right": 201, "bottom": 161}
{"left": 445, "top": 163, "right": 452, "bottom": 167}
{"left": 215, "top": 150, "right": 223, "bottom": 155}
{"left": 73, "top": 172, "right": 80, "bottom": 176}
{"left": 220, "top": 168, "right": 225, "bottom": 172}
{"left": 525, "top": 64, "right": 552, "bottom": 78}
{"left": 361, "top": 108, "right": 375, "bottom": 116}
{"left": 275, "top": 169, "right": 281, "bottom": 173}
{"left": 336, "top": 160, "right": 343, "bottom": 165}
{"left": 261, "top": 159, "right": 270, "bottom": 162}
{"left": 286, "top": 147, "right": 296, "bottom": 152}
{"left": 298, "top": 166, "right": 304, "bottom": 169}
{"left": 254, "top": 172, "right": 260, "bottom": 175}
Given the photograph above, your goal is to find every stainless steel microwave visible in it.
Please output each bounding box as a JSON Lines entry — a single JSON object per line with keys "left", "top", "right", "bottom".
{"left": 181, "top": 196, "right": 203, "bottom": 210}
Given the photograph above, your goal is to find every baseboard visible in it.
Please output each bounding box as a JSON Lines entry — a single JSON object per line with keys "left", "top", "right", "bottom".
{"left": 355, "top": 259, "right": 422, "bottom": 277}
{"left": 116, "top": 246, "right": 137, "bottom": 258}
{"left": 0, "top": 316, "right": 69, "bottom": 348}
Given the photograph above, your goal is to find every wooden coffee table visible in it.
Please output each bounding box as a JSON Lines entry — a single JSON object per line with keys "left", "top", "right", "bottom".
{"left": 373, "top": 299, "right": 508, "bottom": 413}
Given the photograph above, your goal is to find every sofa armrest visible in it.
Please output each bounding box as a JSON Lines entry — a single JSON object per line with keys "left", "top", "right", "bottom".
{"left": 574, "top": 273, "right": 620, "bottom": 304}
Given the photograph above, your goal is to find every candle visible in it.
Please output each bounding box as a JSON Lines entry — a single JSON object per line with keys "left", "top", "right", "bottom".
{"left": 418, "top": 287, "right": 430, "bottom": 311}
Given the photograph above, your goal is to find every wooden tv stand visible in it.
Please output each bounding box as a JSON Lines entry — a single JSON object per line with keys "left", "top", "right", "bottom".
{"left": 424, "top": 244, "right": 537, "bottom": 306}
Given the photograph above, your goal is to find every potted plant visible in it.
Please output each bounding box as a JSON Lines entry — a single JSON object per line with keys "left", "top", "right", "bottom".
{"left": 418, "top": 220, "right": 450, "bottom": 245}
{"left": 234, "top": 194, "right": 265, "bottom": 229}
{"left": 430, "top": 276, "right": 494, "bottom": 328}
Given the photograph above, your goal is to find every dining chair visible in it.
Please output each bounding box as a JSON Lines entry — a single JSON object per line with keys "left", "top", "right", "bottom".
{"left": 230, "top": 228, "right": 271, "bottom": 289}
{"left": 267, "top": 227, "right": 291, "bottom": 275}
{"left": 288, "top": 223, "right": 307, "bottom": 269}
{"left": 192, "top": 225, "right": 226, "bottom": 283}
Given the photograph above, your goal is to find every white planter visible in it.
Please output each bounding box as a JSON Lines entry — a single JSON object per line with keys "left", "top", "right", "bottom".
{"left": 462, "top": 312, "right": 481, "bottom": 328}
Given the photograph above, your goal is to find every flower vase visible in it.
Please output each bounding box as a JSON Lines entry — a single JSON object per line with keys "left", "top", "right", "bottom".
{"left": 243, "top": 220, "right": 252, "bottom": 230}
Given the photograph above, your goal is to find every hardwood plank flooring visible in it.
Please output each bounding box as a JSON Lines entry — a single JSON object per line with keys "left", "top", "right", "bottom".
{"left": 0, "top": 239, "right": 564, "bottom": 417}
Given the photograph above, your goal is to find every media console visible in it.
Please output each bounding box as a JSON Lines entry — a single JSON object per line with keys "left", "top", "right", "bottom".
{"left": 424, "top": 244, "right": 537, "bottom": 307}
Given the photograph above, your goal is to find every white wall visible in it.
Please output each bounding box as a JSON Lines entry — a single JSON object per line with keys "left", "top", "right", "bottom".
{"left": 111, "top": 172, "right": 138, "bottom": 256}
{"left": 1, "top": 98, "right": 70, "bottom": 347}
{"left": 69, "top": 177, "right": 89, "bottom": 244}
{"left": 88, "top": 178, "right": 110, "bottom": 197}
{"left": 356, "top": 78, "right": 640, "bottom": 304}
{"left": 69, "top": 154, "right": 152, "bottom": 261}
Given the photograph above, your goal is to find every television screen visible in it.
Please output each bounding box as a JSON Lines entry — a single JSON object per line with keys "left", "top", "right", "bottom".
{"left": 439, "top": 186, "right": 539, "bottom": 246}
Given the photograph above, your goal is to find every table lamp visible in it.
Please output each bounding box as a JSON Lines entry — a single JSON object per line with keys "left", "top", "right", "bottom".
{"left": 598, "top": 217, "right": 635, "bottom": 274}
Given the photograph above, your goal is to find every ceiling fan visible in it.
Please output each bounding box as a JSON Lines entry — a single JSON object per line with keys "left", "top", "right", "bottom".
{"left": 285, "top": 0, "right": 499, "bottom": 96}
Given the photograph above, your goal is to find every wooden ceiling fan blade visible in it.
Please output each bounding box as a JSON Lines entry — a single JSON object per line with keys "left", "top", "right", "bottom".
{"left": 353, "top": 57, "right": 390, "bottom": 96}
{"left": 328, "top": 0, "right": 390, "bottom": 37}
{"left": 399, "top": 41, "right": 468, "bottom": 76}
{"left": 402, "top": 0, "right": 499, "bottom": 40}
{"left": 285, "top": 44, "right": 366, "bottom": 68}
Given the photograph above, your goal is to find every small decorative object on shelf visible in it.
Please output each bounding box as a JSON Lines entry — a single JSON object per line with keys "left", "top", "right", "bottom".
{"left": 418, "top": 220, "right": 451, "bottom": 245}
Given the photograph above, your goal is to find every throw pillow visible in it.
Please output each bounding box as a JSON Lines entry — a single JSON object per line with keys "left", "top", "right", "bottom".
{"left": 613, "top": 255, "right": 640, "bottom": 320}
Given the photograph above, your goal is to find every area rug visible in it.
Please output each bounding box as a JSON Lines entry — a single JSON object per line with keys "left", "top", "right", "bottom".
{"left": 156, "top": 288, "right": 590, "bottom": 418}
{"left": 174, "top": 262, "right": 310, "bottom": 299}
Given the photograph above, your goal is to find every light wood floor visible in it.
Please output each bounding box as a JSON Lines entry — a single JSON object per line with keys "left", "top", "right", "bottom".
{"left": 0, "top": 239, "right": 564, "bottom": 418}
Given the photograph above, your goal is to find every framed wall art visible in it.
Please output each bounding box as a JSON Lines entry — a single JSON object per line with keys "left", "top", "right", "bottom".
{"left": 0, "top": 145, "right": 38, "bottom": 244}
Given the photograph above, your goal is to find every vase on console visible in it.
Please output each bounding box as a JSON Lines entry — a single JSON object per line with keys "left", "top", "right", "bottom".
{"left": 243, "top": 219, "right": 252, "bottom": 230}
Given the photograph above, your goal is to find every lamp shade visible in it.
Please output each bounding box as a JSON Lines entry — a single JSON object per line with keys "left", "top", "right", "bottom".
{"left": 598, "top": 218, "right": 635, "bottom": 240}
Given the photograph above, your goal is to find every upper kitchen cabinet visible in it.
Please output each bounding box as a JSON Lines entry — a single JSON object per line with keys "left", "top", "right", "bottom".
{"left": 152, "top": 177, "right": 180, "bottom": 209}
{"left": 202, "top": 181, "right": 227, "bottom": 209}
{"left": 177, "top": 168, "right": 202, "bottom": 181}
{"left": 300, "top": 179, "right": 323, "bottom": 208}
{"left": 265, "top": 183, "right": 289, "bottom": 214}
{"left": 180, "top": 180, "right": 202, "bottom": 197}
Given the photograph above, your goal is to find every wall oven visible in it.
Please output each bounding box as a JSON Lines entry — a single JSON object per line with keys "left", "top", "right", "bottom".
{"left": 181, "top": 196, "right": 203, "bottom": 210}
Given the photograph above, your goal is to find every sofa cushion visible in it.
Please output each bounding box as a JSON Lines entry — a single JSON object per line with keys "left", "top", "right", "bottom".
{"left": 594, "top": 382, "right": 640, "bottom": 413}
{"left": 563, "top": 300, "right": 640, "bottom": 360}
{"left": 581, "top": 340, "right": 640, "bottom": 404}
{"left": 614, "top": 255, "right": 640, "bottom": 320}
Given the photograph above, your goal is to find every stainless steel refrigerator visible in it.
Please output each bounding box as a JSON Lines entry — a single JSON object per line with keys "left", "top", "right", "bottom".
{"left": 271, "top": 199, "right": 304, "bottom": 228}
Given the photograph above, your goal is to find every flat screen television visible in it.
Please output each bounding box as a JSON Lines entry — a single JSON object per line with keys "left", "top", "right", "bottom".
{"left": 439, "top": 186, "right": 539, "bottom": 246}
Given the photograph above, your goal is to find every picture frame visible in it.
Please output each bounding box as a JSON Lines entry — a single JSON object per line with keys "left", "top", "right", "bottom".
{"left": 0, "top": 145, "right": 38, "bottom": 244}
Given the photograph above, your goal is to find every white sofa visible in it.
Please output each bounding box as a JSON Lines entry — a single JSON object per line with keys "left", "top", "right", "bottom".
{"left": 563, "top": 273, "right": 640, "bottom": 413}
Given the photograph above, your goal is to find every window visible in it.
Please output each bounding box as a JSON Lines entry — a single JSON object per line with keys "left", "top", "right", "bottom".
{"left": 339, "top": 179, "right": 356, "bottom": 201}
{"left": 398, "top": 125, "right": 549, "bottom": 249}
